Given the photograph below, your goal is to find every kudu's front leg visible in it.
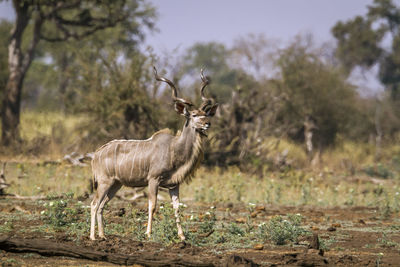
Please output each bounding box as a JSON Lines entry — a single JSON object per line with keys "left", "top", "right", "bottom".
{"left": 169, "top": 185, "right": 185, "bottom": 241}
{"left": 146, "top": 179, "right": 159, "bottom": 239}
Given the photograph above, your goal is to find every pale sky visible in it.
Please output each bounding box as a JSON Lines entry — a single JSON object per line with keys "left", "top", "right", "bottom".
{"left": 0, "top": 0, "right": 393, "bottom": 93}
{"left": 145, "top": 0, "right": 371, "bottom": 52}
{"left": 0, "top": 0, "right": 376, "bottom": 51}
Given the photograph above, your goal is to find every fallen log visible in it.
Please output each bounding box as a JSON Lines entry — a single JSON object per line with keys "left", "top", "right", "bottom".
{"left": 0, "top": 235, "right": 215, "bottom": 267}
{"left": 0, "top": 193, "right": 64, "bottom": 200}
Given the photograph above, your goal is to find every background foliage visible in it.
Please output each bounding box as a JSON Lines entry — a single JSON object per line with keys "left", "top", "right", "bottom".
{"left": 0, "top": 0, "right": 399, "bottom": 175}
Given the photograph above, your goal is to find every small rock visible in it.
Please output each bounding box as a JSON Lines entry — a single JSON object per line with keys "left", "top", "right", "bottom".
{"left": 250, "top": 211, "right": 259, "bottom": 218}
{"left": 253, "top": 244, "right": 264, "bottom": 250}
{"left": 235, "top": 217, "right": 247, "bottom": 223}
{"left": 327, "top": 226, "right": 336, "bottom": 232}
{"left": 255, "top": 206, "right": 265, "bottom": 212}
{"left": 309, "top": 233, "right": 320, "bottom": 249}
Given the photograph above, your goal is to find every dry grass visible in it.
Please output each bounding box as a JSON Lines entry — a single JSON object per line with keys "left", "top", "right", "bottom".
{"left": 2, "top": 160, "right": 399, "bottom": 214}
{"left": 0, "top": 111, "right": 399, "bottom": 212}
{"left": 3, "top": 162, "right": 92, "bottom": 197}
{"left": 182, "top": 166, "right": 400, "bottom": 208}
{"left": 20, "top": 111, "right": 88, "bottom": 142}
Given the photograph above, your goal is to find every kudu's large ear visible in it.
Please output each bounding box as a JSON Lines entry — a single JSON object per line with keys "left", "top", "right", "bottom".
{"left": 206, "top": 103, "right": 219, "bottom": 117}
{"left": 175, "top": 102, "right": 190, "bottom": 117}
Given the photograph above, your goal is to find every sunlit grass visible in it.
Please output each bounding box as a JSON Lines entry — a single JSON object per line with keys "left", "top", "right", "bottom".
{"left": 0, "top": 111, "right": 399, "bottom": 214}
{"left": 180, "top": 167, "right": 400, "bottom": 210}
{"left": 20, "top": 110, "right": 88, "bottom": 142}
{"left": 2, "top": 160, "right": 399, "bottom": 212}
{"left": 4, "top": 162, "right": 92, "bottom": 197}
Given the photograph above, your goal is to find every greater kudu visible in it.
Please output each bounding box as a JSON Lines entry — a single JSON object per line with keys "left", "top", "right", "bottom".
{"left": 90, "top": 67, "right": 218, "bottom": 241}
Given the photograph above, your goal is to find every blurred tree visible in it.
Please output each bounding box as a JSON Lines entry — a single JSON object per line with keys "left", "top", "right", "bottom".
{"left": 181, "top": 42, "right": 236, "bottom": 103}
{"left": 231, "top": 33, "right": 279, "bottom": 80}
{"left": 0, "top": 20, "right": 12, "bottom": 103}
{"left": 179, "top": 41, "right": 279, "bottom": 169}
{"left": 332, "top": 0, "right": 400, "bottom": 146}
{"left": 332, "top": 0, "right": 400, "bottom": 100}
{"left": 1, "top": 0, "right": 155, "bottom": 146}
{"left": 70, "top": 48, "right": 163, "bottom": 150}
{"left": 275, "top": 37, "right": 358, "bottom": 162}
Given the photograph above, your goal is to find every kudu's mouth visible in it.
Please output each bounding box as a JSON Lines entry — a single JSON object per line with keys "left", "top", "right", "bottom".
{"left": 196, "top": 126, "right": 209, "bottom": 137}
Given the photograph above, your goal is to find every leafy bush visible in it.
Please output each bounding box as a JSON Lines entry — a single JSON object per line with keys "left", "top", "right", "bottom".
{"left": 227, "top": 222, "right": 246, "bottom": 237}
{"left": 41, "top": 193, "right": 84, "bottom": 228}
{"left": 363, "top": 163, "right": 393, "bottom": 179}
{"left": 152, "top": 202, "right": 182, "bottom": 244}
{"left": 125, "top": 208, "right": 147, "bottom": 241}
{"left": 198, "top": 210, "right": 217, "bottom": 235}
{"left": 260, "top": 214, "right": 307, "bottom": 245}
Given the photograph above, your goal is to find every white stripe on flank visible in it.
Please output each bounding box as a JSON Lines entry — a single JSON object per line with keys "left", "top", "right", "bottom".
{"left": 119, "top": 141, "right": 128, "bottom": 178}
{"left": 130, "top": 142, "right": 139, "bottom": 178}
{"left": 105, "top": 145, "right": 111, "bottom": 175}
{"left": 114, "top": 142, "right": 118, "bottom": 177}
{"left": 97, "top": 146, "right": 104, "bottom": 173}
{"left": 138, "top": 143, "right": 143, "bottom": 178}
{"left": 125, "top": 136, "right": 153, "bottom": 142}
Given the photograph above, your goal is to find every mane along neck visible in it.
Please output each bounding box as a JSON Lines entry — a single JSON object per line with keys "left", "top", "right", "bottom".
{"left": 170, "top": 126, "right": 205, "bottom": 185}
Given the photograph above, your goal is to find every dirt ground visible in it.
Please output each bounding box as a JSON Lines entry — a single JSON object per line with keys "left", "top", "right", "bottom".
{"left": 0, "top": 198, "right": 400, "bottom": 266}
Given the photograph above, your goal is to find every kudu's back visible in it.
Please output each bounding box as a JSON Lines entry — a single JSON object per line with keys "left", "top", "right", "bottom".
{"left": 92, "top": 129, "right": 173, "bottom": 187}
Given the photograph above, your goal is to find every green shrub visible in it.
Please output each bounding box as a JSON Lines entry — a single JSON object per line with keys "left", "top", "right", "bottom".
{"left": 125, "top": 208, "right": 147, "bottom": 241}
{"left": 227, "top": 222, "right": 245, "bottom": 237}
{"left": 41, "top": 193, "right": 83, "bottom": 228}
{"left": 260, "top": 214, "right": 307, "bottom": 245}
{"left": 363, "top": 163, "right": 393, "bottom": 179}
{"left": 152, "top": 202, "right": 181, "bottom": 244}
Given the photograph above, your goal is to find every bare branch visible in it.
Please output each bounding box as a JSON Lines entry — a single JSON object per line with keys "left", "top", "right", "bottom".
{"left": 22, "top": 14, "right": 43, "bottom": 73}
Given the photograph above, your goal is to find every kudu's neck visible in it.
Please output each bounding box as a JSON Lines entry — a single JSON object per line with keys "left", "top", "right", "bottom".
{"left": 173, "top": 120, "right": 204, "bottom": 162}
{"left": 168, "top": 120, "right": 205, "bottom": 185}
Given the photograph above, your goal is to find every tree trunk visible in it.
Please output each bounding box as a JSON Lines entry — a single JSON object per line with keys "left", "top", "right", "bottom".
{"left": 1, "top": 1, "right": 41, "bottom": 146}
{"left": 1, "top": 66, "right": 23, "bottom": 146}
{"left": 374, "top": 101, "right": 382, "bottom": 161}
{"left": 304, "top": 116, "right": 316, "bottom": 162}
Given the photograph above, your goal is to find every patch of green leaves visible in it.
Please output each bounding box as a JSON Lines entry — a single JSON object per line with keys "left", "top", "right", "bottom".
{"left": 41, "top": 193, "right": 86, "bottom": 229}
{"left": 363, "top": 163, "right": 393, "bottom": 179}
{"left": 151, "top": 202, "right": 181, "bottom": 245}
{"left": 124, "top": 207, "right": 147, "bottom": 241}
{"left": 260, "top": 214, "right": 307, "bottom": 245}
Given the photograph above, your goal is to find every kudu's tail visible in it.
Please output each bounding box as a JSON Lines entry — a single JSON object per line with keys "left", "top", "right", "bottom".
{"left": 91, "top": 175, "right": 98, "bottom": 193}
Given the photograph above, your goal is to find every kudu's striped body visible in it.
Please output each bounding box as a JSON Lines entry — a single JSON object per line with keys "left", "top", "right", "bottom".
{"left": 90, "top": 68, "right": 218, "bottom": 241}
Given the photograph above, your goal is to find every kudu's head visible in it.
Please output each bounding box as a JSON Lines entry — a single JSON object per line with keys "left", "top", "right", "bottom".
{"left": 154, "top": 67, "right": 218, "bottom": 136}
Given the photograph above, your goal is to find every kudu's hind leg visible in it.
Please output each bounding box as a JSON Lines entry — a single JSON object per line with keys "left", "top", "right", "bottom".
{"left": 90, "top": 194, "right": 100, "bottom": 240}
{"left": 146, "top": 179, "right": 159, "bottom": 239}
{"left": 169, "top": 185, "right": 185, "bottom": 240}
{"left": 97, "top": 181, "right": 122, "bottom": 239}
{"left": 90, "top": 180, "right": 121, "bottom": 240}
